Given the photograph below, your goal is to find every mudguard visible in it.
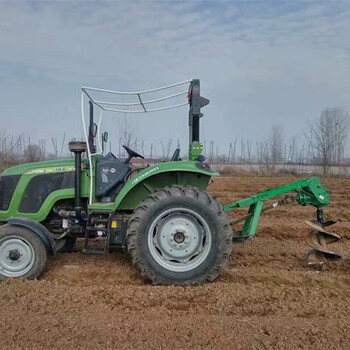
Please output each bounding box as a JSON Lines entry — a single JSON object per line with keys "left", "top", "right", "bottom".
{"left": 88, "top": 161, "right": 219, "bottom": 211}
{"left": 7, "top": 218, "right": 56, "bottom": 255}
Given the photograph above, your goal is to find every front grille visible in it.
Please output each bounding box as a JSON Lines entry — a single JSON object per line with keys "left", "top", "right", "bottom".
{"left": 0, "top": 175, "right": 21, "bottom": 211}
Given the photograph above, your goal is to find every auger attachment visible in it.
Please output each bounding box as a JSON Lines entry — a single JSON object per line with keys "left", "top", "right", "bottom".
{"left": 223, "top": 176, "right": 342, "bottom": 266}
{"left": 305, "top": 208, "right": 341, "bottom": 264}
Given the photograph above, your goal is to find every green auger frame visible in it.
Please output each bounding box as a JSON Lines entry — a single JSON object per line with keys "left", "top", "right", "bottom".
{"left": 223, "top": 175, "right": 341, "bottom": 265}
{"left": 222, "top": 176, "right": 329, "bottom": 238}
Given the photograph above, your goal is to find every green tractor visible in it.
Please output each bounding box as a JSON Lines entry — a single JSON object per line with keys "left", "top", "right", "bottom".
{"left": 0, "top": 79, "right": 341, "bottom": 285}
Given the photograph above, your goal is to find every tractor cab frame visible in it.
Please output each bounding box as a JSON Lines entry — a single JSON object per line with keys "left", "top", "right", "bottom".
{"left": 80, "top": 79, "right": 210, "bottom": 207}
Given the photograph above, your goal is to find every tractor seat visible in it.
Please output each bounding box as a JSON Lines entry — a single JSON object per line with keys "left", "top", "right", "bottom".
{"left": 95, "top": 152, "right": 131, "bottom": 199}
{"left": 171, "top": 148, "right": 180, "bottom": 161}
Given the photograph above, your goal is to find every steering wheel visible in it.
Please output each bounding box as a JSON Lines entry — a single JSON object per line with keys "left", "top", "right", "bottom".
{"left": 123, "top": 145, "right": 144, "bottom": 160}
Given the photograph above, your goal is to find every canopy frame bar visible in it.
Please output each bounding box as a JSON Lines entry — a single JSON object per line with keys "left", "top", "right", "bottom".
{"left": 80, "top": 79, "right": 193, "bottom": 204}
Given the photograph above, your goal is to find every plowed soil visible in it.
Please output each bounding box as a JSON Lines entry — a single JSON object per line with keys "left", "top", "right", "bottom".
{"left": 1, "top": 175, "right": 349, "bottom": 350}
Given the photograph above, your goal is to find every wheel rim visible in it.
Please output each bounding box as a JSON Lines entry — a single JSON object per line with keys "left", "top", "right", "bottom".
{"left": 0, "top": 236, "right": 35, "bottom": 277}
{"left": 148, "top": 208, "right": 212, "bottom": 272}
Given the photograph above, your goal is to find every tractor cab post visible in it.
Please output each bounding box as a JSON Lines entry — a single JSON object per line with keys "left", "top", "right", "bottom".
{"left": 88, "top": 100, "right": 97, "bottom": 154}
{"left": 187, "top": 79, "right": 210, "bottom": 161}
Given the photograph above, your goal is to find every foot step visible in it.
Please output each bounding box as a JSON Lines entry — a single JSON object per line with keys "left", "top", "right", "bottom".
{"left": 82, "top": 249, "right": 106, "bottom": 255}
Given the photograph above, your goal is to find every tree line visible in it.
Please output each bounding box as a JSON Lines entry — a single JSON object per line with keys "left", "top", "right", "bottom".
{"left": 0, "top": 107, "right": 349, "bottom": 176}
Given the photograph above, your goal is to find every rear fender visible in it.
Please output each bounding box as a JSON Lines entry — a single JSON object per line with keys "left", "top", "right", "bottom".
{"left": 88, "top": 161, "right": 219, "bottom": 211}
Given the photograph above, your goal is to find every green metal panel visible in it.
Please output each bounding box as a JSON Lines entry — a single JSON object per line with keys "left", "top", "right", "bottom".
{"left": 223, "top": 176, "right": 330, "bottom": 238}
{"left": 88, "top": 161, "right": 218, "bottom": 211}
{"left": 241, "top": 202, "right": 263, "bottom": 236}
{"left": 0, "top": 163, "right": 90, "bottom": 222}
{"left": 118, "top": 171, "right": 211, "bottom": 209}
{"left": 0, "top": 157, "right": 216, "bottom": 221}
{"left": 223, "top": 177, "right": 329, "bottom": 212}
{"left": 1, "top": 158, "right": 76, "bottom": 176}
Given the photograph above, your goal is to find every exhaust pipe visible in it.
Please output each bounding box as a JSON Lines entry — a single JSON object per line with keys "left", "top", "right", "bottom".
{"left": 68, "top": 141, "right": 87, "bottom": 220}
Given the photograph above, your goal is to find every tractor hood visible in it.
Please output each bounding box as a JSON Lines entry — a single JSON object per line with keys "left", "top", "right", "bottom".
{"left": 1, "top": 158, "right": 75, "bottom": 176}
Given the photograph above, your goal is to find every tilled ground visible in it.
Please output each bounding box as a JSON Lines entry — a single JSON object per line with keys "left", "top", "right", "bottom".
{"left": 1, "top": 175, "right": 350, "bottom": 350}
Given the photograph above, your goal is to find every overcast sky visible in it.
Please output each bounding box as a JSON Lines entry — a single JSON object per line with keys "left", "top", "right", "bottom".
{"left": 1, "top": 0, "right": 350, "bottom": 156}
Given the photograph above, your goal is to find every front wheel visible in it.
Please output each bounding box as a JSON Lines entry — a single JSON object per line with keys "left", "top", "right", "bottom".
{"left": 0, "top": 225, "right": 48, "bottom": 281}
{"left": 127, "top": 185, "right": 233, "bottom": 286}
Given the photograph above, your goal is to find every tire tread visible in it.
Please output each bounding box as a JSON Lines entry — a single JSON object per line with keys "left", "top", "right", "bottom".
{"left": 127, "top": 185, "right": 233, "bottom": 286}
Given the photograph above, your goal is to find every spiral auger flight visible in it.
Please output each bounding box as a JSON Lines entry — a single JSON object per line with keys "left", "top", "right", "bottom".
{"left": 305, "top": 208, "right": 341, "bottom": 264}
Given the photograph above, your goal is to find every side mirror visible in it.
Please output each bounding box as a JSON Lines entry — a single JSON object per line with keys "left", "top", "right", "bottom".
{"left": 90, "top": 123, "right": 98, "bottom": 137}
{"left": 102, "top": 131, "right": 108, "bottom": 143}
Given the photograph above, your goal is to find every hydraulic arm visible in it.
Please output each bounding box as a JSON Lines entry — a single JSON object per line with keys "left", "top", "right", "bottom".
{"left": 222, "top": 176, "right": 341, "bottom": 263}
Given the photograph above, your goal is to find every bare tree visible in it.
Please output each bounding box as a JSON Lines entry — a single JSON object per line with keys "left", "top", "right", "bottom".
{"left": 246, "top": 139, "right": 253, "bottom": 166}
{"left": 262, "top": 141, "right": 270, "bottom": 167}
{"left": 119, "top": 116, "right": 138, "bottom": 150}
{"left": 167, "top": 139, "right": 173, "bottom": 159}
{"left": 160, "top": 139, "right": 173, "bottom": 160}
{"left": 51, "top": 138, "right": 58, "bottom": 158}
{"left": 227, "top": 137, "right": 238, "bottom": 164}
{"left": 161, "top": 141, "right": 166, "bottom": 159}
{"left": 307, "top": 107, "right": 349, "bottom": 175}
{"left": 60, "top": 134, "right": 66, "bottom": 158}
{"left": 256, "top": 141, "right": 262, "bottom": 171}
{"left": 240, "top": 138, "right": 245, "bottom": 162}
{"left": 227, "top": 143, "right": 232, "bottom": 163}
{"left": 269, "top": 126, "right": 284, "bottom": 166}
{"left": 24, "top": 144, "right": 43, "bottom": 162}
{"left": 232, "top": 137, "right": 237, "bottom": 163}
{"left": 208, "top": 141, "right": 214, "bottom": 161}
{"left": 288, "top": 136, "right": 297, "bottom": 163}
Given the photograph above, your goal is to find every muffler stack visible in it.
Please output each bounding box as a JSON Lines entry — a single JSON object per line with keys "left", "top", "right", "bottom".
{"left": 305, "top": 216, "right": 341, "bottom": 264}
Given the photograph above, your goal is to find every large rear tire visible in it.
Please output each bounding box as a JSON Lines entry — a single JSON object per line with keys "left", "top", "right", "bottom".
{"left": 127, "top": 185, "right": 233, "bottom": 286}
{"left": 0, "top": 225, "right": 48, "bottom": 281}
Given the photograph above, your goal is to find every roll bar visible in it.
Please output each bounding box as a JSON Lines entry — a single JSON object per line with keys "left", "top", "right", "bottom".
{"left": 188, "top": 79, "right": 210, "bottom": 145}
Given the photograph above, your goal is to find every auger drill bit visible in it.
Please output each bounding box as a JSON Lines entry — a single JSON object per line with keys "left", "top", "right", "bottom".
{"left": 305, "top": 208, "right": 341, "bottom": 264}
{"left": 314, "top": 207, "right": 338, "bottom": 228}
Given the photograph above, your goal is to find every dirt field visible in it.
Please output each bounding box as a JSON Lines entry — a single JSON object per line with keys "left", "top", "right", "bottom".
{"left": 1, "top": 175, "right": 349, "bottom": 350}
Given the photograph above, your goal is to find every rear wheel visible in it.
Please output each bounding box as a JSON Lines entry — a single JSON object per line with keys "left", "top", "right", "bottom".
{"left": 127, "top": 185, "right": 233, "bottom": 285}
{"left": 0, "top": 226, "right": 48, "bottom": 281}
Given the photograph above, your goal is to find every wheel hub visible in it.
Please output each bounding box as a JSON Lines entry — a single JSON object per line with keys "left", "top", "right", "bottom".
{"left": 173, "top": 230, "right": 186, "bottom": 244}
{"left": 148, "top": 208, "right": 212, "bottom": 272}
{"left": 8, "top": 249, "right": 21, "bottom": 261}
